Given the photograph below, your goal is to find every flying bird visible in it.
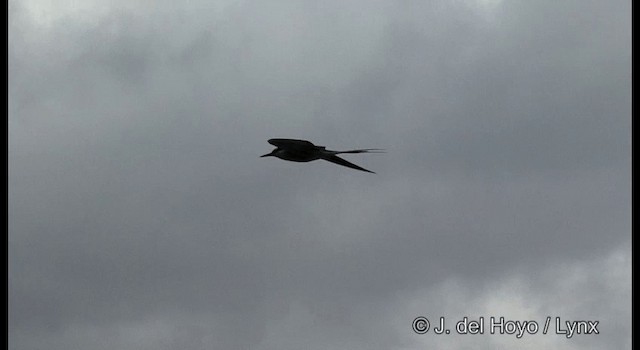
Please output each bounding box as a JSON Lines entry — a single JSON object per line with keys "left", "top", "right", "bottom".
{"left": 261, "top": 138, "right": 383, "bottom": 173}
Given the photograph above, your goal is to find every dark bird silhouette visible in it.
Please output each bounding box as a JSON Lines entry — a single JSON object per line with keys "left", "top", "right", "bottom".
{"left": 261, "top": 138, "right": 383, "bottom": 173}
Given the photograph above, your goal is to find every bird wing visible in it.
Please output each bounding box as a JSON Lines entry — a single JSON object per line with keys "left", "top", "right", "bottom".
{"left": 321, "top": 154, "right": 375, "bottom": 174}
{"left": 268, "top": 138, "right": 319, "bottom": 149}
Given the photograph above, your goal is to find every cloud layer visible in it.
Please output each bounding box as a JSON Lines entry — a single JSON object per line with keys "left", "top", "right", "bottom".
{"left": 9, "top": 0, "right": 631, "bottom": 349}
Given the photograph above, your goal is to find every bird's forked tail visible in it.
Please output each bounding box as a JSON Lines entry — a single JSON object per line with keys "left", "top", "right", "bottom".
{"left": 334, "top": 148, "right": 385, "bottom": 154}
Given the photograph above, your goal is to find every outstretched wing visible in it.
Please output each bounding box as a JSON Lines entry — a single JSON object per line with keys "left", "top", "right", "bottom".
{"left": 268, "top": 138, "right": 319, "bottom": 149}
{"left": 268, "top": 139, "right": 325, "bottom": 152}
{"left": 321, "top": 154, "right": 375, "bottom": 174}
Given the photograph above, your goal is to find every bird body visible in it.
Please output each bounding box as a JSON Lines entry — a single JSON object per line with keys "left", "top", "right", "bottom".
{"left": 261, "top": 138, "right": 382, "bottom": 173}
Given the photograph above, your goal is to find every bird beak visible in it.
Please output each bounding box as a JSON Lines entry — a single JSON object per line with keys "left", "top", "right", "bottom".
{"left": 260, "top": 153, "right": 272, "bottom": 158}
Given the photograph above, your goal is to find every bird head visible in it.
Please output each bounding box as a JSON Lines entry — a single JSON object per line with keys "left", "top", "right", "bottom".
{"left": 260, "top": 149, "right": 277, "bottom": 157}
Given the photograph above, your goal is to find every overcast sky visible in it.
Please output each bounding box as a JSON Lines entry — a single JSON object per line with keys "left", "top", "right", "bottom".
{"left": 9, "top": 0, "right": 631, "bottom": 349}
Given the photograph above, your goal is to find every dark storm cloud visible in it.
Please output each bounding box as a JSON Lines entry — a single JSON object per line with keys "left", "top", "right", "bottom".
{"left": 9, "top": 0, "right": 630, "bottom": 349}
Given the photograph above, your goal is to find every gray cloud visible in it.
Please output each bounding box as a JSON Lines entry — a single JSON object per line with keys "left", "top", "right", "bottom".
{"left": 9, "top": 0, "right": 630, "bottom": 349}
